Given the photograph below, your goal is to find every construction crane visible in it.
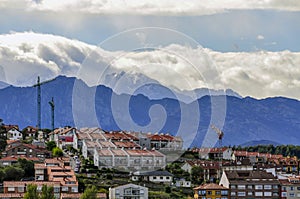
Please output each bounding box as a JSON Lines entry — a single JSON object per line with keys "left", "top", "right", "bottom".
{"left": 211, "top": 125, "right": 224, "bottom": 148}
{"left": 33, "top": 76, "right": 55, "bottom": 130}
{"left": 49, "top": 97, "right": 55, "bottom": 131}
{"left": 211, "top": 124, "right": 224, "bottom": 178}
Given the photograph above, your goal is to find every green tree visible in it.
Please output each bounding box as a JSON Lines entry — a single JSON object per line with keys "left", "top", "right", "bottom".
{"left": 40, "top": 185, "right": 55, "bottom": 199}
{"left": 52, "top": 147, "right": 63, "bottom": 157}
{"left": 149, "top": 191, "right": 170, "bottom": 199}
{"left": 0, "top": 169, "right": 4, "bottom": 182}
{"left": 24, "top": 184, "right": 39, "bottom": 199}
{"left": 191, "top": 166, "right": 203, "bottom": 185}
{"left": 165, "top": 186, "right": 171, "bottom": 193}
{"left": 3, "top": 166, "right": 24, "bottom": 181}
{"left": 24, "top": 184, "right": 55, "bottom": 199}
{"left": 0, "top": 119, "right": 7, "bottom": 152}
{"left": 46, "top": 141, "right": 57, "bottom": 151}
{"left": 18, "top": 158, "right": 34, "bottom": 177}
{"left": 80, "top": 186, "right": 98, "bottom": 199}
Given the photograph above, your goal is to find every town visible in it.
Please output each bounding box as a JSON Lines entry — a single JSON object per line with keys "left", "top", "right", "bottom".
{"left": 0, "top": 123, "right": 300, "bottom": 199}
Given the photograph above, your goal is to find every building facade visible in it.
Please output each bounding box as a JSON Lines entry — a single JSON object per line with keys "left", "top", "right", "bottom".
{"left": 219, "top": 170, "right": 280, "bottom": 199}
{"left": 193, "top": 183, "right": 229, "bottom": 199}
{"left": 109, "top": 183, "right": 148, "bottom": 199}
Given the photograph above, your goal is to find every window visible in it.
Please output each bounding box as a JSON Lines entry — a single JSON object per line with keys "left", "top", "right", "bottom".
{"left": 230, "top": 185, "right": 236, "bottom": 189}
{"left": 255, "top": 185, "right": 263, "bottom": 190}
{"left": 237, "top": 192, "right": 245, "bottom": 196}
{"left": 216, "top": 191, "right": 220, "bottom": 195}
{"left": 8, "top": 187, "right": 15, "bottom": 192}
{"left": 289, "top": 193, "right": 295, "bottom": 197}
{"left": 18, "top": 187, "right": 24, "bottom": 192}
{"left": 160, "top": 177, "right": 163, "bottom": 180}
{"left": 231, "top": 192, "right": 236, "bottom": 196}
{"left": 199, "top": 190, "right": 206, "bottom": 196}
{"left": 255, "top": 192, "right": 263, "bottom": 196}
{"left": 221, "top": 190, "right": 228, "bottom": 195}
{"left": 71, "top": 187, "right": 78, "bottom": 193}
{"left": 264, "top": 185, "right": 272, "bottom": 189}
{"left": 282, "top": 192, "right": 287, "bottom": 197}
{"left": 264, "top": 192, "right": 272, "bottom": 196}
{"left": 207, "top": 191, "right": 212, "bottom": 195}
{"left": 291, "top": 186, "right": 295, "bottom": 191}
{"left": 247, "top": 185, "right": 253, "bottom": 189}
{"left": 237, "top": 185, "right": 245, "bottom": 189}
{"left": 54, "top": 187, "right": 60, "bottom": 193}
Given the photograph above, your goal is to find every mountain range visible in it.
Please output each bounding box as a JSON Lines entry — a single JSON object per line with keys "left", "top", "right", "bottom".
{"left": 0, "top": 75, "right": 299, "bottom": 147}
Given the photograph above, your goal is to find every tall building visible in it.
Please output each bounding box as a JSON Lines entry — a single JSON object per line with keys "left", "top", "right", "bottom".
{"left": 280, "top": 176, "right": 300, "bottom": 199}
{"left": 219, "top": 170, "right": 280, "bottom": 199}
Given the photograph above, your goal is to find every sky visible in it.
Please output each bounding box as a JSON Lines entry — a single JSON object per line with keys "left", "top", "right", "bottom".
{"left": 0, "top": 0, "right": 300, "bottom": 100}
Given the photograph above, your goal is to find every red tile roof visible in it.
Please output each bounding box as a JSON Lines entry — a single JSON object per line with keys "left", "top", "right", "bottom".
{"left": 194, "top": 183, "right": 228, "bottom": 190}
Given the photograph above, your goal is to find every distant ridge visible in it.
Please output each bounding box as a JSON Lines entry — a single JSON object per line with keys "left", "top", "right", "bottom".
{"left": 240, "top": 140, "right": 281, "bottom": 147}
{"left": 0, "top": 76, "right": 299, "bottom": 147}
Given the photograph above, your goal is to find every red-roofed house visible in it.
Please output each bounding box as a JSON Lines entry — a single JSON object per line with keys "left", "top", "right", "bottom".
{"left": 194, "top": 183, "right": 229, "bottom": 199}
{"left": 198, "top": 147, "right": 233, "bottom": 160}
{"left": 1, "top": 141, "right": 50, "bottom": 159}
{"left": 2, "top": 125, "right": 22, "bottom": 140}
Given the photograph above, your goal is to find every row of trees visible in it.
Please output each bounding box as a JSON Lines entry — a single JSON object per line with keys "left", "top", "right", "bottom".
{"left": 0, "top": 158, "right": 34, "bottom": 182}
{"left": 233, "top": 144, "right": 300, "bottom": 158}
{"left": 24, "top": 184, "right": 55, "bottom": 199}
{"left": 24, "top": 184, "right": 100, "bottom": 199}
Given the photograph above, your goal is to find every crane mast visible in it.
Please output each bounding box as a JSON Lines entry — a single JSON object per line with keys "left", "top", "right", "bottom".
{"left": 211, "top": 125, "right": 224, "bottom": 178}
{"left": 49, "top": 97, "right": 55, "bottom": 131}
{"left": 33, "top": 76, "right": 55, "bottom": 130}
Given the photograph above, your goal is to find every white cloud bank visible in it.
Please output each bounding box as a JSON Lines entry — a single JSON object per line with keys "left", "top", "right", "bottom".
{"left": 1, "top": 32, "right": 300, "bottom": 100}
{"left": 1, "top": 0, "right": 300, "bottom": 15}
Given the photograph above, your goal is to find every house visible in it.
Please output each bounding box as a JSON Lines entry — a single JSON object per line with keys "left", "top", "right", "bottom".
{"left": 279, "top": 176, "right": 300, "bottom": 199}
{"left": 72, "top": 131, "right": 90, "bottom": 150}
{"left": 222, "top": 158, "right": 253, "bottom": 172}
{"left": 50, "top": 127, "right": 78, "bottom": 149}
{"left": 193, "top": 183, "right": 229, "bottom": 199}
{"left": 175, "top": 178, "right": 191, "bottom": 188}
{"left": 1, "top": 141, "right": 50, "bottom": 159}
{"left": 219, "top": 170, "right": 280, "bottom": 198}
{"left": 22, "top": 126, "right": 38, "bottom": 139}
{"left": 198, "top": 147, "right": 233, "bottom": 160}
{"left": 132, "top": 170, "right": 173, "bottom": 185}
{"left": 181, "top": 160, "right": 223, "bottom": 180}
{"left": 2, "top": 125, "right": 22, "bottom": 140}
{"left": 109, "top": 183, "right": 148, "bottom": 199}
{"left": 0, "top": 156, "right": 40, "bottom": 166}
{"left": 93, "top": 148, "right": 166, "bottom": 171}
{"left": 0, "top": 181, "right": 61, "bottom": 199}
{"left": 146, "top": 133, "right": 183, "bottom": 150}
{"left": 34, "top": 157, "right": 78, "bottom": 198}
{"left": 82, "top": 140, "right": 101, "bottom": 159}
